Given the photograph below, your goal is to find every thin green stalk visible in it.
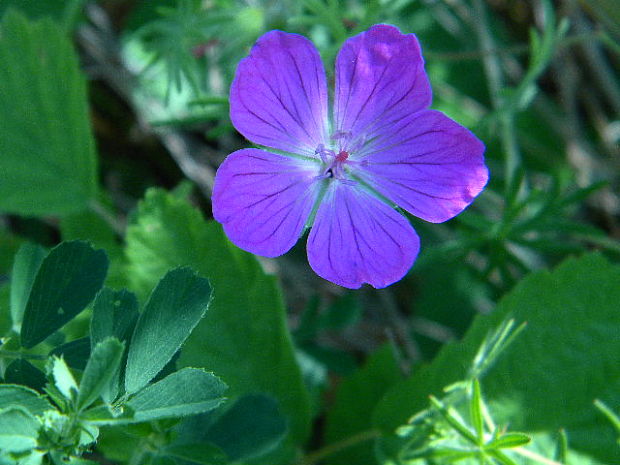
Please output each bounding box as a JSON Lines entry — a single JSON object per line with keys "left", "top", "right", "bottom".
{"left": 513, "top": 447, "right": 564, "bottom": 465}
{"left": 573, "top": 12, "right": 620, "bottom": 115}
{"left": 128, "top": 441, "right": 150, "bottom": 465}
{"left": 298, "top": 429, "right": 381, "bottom": 465}
{"left": 0, "top": 350, "right": 47, "bottom": 361}
{"left": 88, "top": 199, "right": 125, "bottom": 236}
{"left": 378, "top": 289, "right": 422, "bottom": 365}
{"left": 472, "top": 0, "right": 522, "bottom": 201}
{"left": 302, "top": 0, "right": 347, "bottom": 42}
{"left": 472, "top": 0, "right": 504, "bottom": 108}
{"left": 594, "top": 399, "right": 620, "bottom": 432}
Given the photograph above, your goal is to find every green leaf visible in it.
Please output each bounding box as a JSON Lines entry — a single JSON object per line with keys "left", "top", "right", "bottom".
{"left": 319, "top": 292, "right": 362, "bottom": 330}
{"left": 294, "top": 293, "right": 362, "bottom": 345}
{"left": 60, "top": 200, "right": 118, "bottom": 248}
{"left": 0, "top": 385, "right": 52, "bottom": 416}
{"left": 124, "top": 188, "right": 310, "bottom": 442}
{"left": 89, "top": 425, "right": 140, "bottom": 465}
{"left": 0, "top": 407, "right": 39, "bottom": 453}
{"left": 470, "top": 379, "right": 485, "bottom": 443}
{"left": 79, "top": 404, "right": 134, "bottom": 426}
{"left": 126, "top": 368, "right": 226, "bottom": 422}
{"left": 0, "top": 1, "right": 67, "bottom": 20}
{"left": 408, "top": 255, "right": 487, "bottom": 359}
{"left": 374, "top": 254, "right": 620, "bottom": 463}
{"left": 49, "top": 337, "right": 91, "bottom": 370}
{"left": 3, "top": 359, "right": 46, "bottom": 392}
{"left": 0, "top": 283, "right": 10, "bottom": 337}
{"left": 0, "top": 228, "right": 22, "bottom": 275}
{"left": 60, "top": 198, "right": 126, "bottom": 289}
{"left": 0, "top": 10, "right": 98, "bottom": 216}
{"left": 164, "top": 443, "right": 227, "bottom": 465}
{"left": 44, "top": 382, "right": 69, "bottom": 413}
{"left": 20, "top": 241, "right": 108, "bottom": 348}
{"left": 77, "top": 338, "right": 125, "bottom": 410}
{"left": 595, "top": 400, "right": 620, "bottom": 438}
{"left": 91, "top": 288, "right": 139, "bottom": 346}
{"left": 124, "top": 267, "right": 212, "bottom": 394}
{"left": 78, "top": 421, "right": 100, "bottom": 449}
{"left": 485, "top": 432, "right": 531, "bottom": 449}
{"left": 294, "top": 296, "right": 321, "bottom": 343}
{"left": 10, "top": 242, "right": 46, "bottom": 331}
{"left": 488, "top": 449, "right": 520, "bottom": 465}
{"left": 203, "top": 394, "right": 288, "bottom": 461}
{"left": 14, "top": 450, "right": 45, "bottom": 465}
{"left": 324, "top": 344, "right": 402, "bottom": 465}
{"left": 425, "top": 448, "right": 477, "bottom": 461}
{"left": 430, "top": 396, "right": 478, "bottom": 445}
{"left": 469, "top": 319, "right": 527, "bottom": 380}
{"left": 50, "top": 356, "right": 78, "bottom": 401}
{"left": 60, "top": 458, "right": 99, "bottom": 465}
{"left": 90, "top": 288, "right": 138, "bottom": 403}
{"left": 554, "top": 430, "right": 569, "bottom": 462}
{"left": 151, "top": 457, "right": 176, "bottom": 465}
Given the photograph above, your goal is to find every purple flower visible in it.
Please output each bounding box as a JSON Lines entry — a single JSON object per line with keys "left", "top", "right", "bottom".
{"left": 212, "top": 25, "right": 488, "bottom": 289}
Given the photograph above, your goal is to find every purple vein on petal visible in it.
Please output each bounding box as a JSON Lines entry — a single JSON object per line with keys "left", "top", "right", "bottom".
{"left": 212, "top": 148, "right": 321, "bottom": 257}
{"left": 358, "top": 70, "right": 421, "bottom": 135}
{"left": 351, "top": 72, "right": 423, "bottom": 153}
{"left": 353, "top": 110, "right": 488, "bottom": 223}
{"left": 284, "top": 47, "right": 325, "bottom": 141}
{"left": 341, "top": 55, "right": 394, "bottom": 134}
{"left": 230, "top": 30, "right": 329, "bottom": 155}
{"left": 334, "top": 25, "right": 431, "bottom": 150}
{"left": 254, "top": 64, "right": 313, "bottom": 142}
{"left": 307, "top": 182, "right": 419, "bottom": 289}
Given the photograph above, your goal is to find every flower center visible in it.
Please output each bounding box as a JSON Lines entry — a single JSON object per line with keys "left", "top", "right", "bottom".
{"left": 335, "top": 150, "right": 349, "bottom": 163}
{"left": 314, "top": 144, "right": 352, "bottom": 182}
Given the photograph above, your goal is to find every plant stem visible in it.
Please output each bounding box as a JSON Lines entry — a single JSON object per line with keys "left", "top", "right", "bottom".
{"left": 379, "top": 289, "right": 421, "bottom": 366}
{"left": 472, "top": 0, "right": 522, "bottom": 201}
{"left": 514, "top": 446, "right": 564, "bottom": 465}
{"left": 0, "top": 350, "right": 47, "bottom": 361}
{"left": 425, "top": 31, "right": 609, "bottom": 61}
{"left": 89, "top": 199, "right": 126, "bottom": 236}
{"left": 128, "top": 441, "right": 149, "bottom": 465}
{"left": 573, "top": 12, "right": 620, "bottom": 115}
{"left": 298, "top": 429, "right": 381, "bottom": 465}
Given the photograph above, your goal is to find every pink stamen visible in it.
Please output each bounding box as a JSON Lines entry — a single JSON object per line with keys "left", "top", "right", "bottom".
{"left": 336, "top": 150, "right": 349, "bottom": 163}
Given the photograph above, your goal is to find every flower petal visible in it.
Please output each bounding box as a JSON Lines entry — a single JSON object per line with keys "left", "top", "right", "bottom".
{"left": 355, "top": 110, "right": 488, "bottom": 223}
{"left": 307, "top": 182, "right": 419, "bottom": 289}
{"left": 334, "top": 24, "right": 431, "bottom": 147}
{"left": 212, "top": 149, "right": 320, "bottom": 257}
{"left": 230, "top": 31, "right": 329, "bottom": 156}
